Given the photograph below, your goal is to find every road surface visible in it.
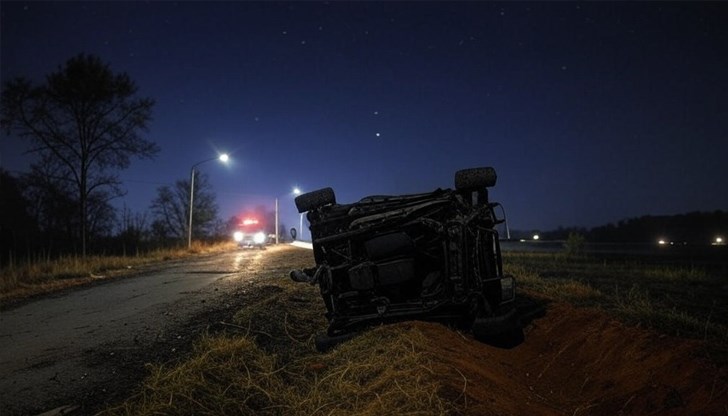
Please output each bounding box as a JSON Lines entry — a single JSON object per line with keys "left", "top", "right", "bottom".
{"left": 0, "top": 247, "right": 277, "bottom": 416}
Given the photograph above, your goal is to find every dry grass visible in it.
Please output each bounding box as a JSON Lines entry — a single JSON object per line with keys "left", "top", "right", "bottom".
{"left": 0, "top": 241, "right": 237, "bottom": 302}
{"left": 505, "top": 252, "right": 728, "bottom": 343}
{"left": 298, "top": 326, "right": 459, "bottom": 415}
{"left": 509, "top": 264, "right": 604, "bottom": 306}
{"left": 100, "top": 245, "right": 463, "bottom": 416}
{"left": 103, "top": 327, "right": 460, "bottom": 416}
{"left": 612, "top": 284, "right": 727, "bottom": 341}
{"left": 636, "top": 265, "right": 710, "bottom": 282}
{"left": 104, "top": 335, "right": 280, "bottom": 415}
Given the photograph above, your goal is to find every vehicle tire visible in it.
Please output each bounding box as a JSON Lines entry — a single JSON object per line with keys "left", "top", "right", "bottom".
{"left": 314, "top": 332, "right": 357, "bottom": 352}
{"left": 454, "top": 167, "right": 497, "bottom": 191}
{"left": 295, "top": 187, "right": 336, "bottom": 213}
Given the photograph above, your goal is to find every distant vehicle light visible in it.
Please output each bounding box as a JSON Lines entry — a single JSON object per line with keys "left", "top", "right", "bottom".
{"left": 253, "top": 232, "right": 266, "bottom": 244}
{"left": 233, "top": 231, "right": 244, "bottom": 242}
{"left": 714, "top": 236, "right": 724, "bottom": 246}
{"left": 532, "top": 234, "right": 540, "bottom": 240}
{"left": 658, "top": 239, "right": 667, "bottom": 245}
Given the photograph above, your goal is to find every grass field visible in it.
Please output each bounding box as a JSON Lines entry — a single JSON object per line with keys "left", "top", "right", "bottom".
{"left": 504, "top": 252, "right": 728, "bottom": 343}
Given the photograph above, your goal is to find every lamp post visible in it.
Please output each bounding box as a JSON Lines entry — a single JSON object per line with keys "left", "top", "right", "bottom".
{"left": 299, "top": 213, "right": 304, "bottom": 241}
{"left": 273, "top": 187, "right": 302, "bottom": 244}
{"left": 292, "top": 187, "right": 303, "bottom": 241}
{"left": 275, "top": 197, "right": 279, "bottom": 245}
{"left": 188, "top": 153, "right": 229, "bottom": 248}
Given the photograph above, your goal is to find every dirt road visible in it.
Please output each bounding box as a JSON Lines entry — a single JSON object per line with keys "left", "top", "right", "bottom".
{"left": 0, "top": 247, "right": 274, "bottom": 416}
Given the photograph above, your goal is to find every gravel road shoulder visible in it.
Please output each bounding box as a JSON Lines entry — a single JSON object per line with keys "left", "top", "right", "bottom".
{"left": 0, "top": 246, "right": 297, "bottom": 416}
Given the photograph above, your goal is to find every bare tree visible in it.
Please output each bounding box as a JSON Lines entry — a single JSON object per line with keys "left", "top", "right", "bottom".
{"left": 150, "top": 186, "right": 185, "bottom": 239}
{"left": 1, "top": 54, "right": 159, "bottom": 256}
{"left": 116, "top": 205, "right": 149, "bottom": 255}
{"left": 117, "top": 205, "right": 149, "bottom": 239}
{"left": 150, "top": 171, "right": 219, "bottom": 242}
{"left": 22, "top": 157, "right": 80, "bottom": 248}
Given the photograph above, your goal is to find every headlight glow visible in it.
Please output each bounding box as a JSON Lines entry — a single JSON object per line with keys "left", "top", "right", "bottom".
{"left": 253, "top": 232, "right": 266, "bottom": 244}
{"left": 233, "top": 231, "right": 243, "bottom": 242}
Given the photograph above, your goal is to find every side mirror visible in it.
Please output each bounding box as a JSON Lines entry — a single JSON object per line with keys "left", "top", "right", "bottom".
{"left": 489, "top": 202, "right": 511, "bottom": 240}
{"left": 290, "top": 227, "right": 297, "bottom": 240}
{"left": 490, "top": 203, "right": 506, "bottom": 223}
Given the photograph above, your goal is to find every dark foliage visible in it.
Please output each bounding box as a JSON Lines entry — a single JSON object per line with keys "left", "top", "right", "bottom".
{"left": 149, "top": 171, "right": 219, "bottom": 242}
{"left": 1, "top": 54, "right": 159, "bottom": 256}
{"left": 0, "top": 169, "right": 39, "bottom": 263}
{"left": 516, "top": 211, "right": 728, "bottom": 243}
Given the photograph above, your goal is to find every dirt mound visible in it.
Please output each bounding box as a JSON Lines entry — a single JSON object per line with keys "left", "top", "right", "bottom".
{"left": 413, "top": 302, "right": 726, "bottom": 415}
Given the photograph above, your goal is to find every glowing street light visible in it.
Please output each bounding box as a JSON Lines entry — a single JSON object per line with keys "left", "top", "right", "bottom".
{"left": 188, "top": 153, "right": 229, "bottom": 248}
{"left": 274, "top": 187, "right": 302, "bottom": 245}
{"left": 293, "top": 187, "right": 303, "bottom": 241}
{"left": 715, "top": 236, "right": 724, "bottom": 246}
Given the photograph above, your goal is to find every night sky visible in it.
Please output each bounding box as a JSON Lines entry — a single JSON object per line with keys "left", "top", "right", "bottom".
{"left": 2, "top": 1, "right": 727, "bottom": 234}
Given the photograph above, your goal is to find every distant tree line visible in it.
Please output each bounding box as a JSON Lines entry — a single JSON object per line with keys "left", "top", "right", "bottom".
{"left": 513, "top": 211, "right": 728, "bottom": 244}
{"left": 0, "top": 54, "right": 242, "bottom": 265}
{"left": 1, "top": 156, "right": 284, "bottom": 265}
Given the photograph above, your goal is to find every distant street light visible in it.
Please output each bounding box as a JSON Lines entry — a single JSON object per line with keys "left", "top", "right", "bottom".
{"left": 275, "top": 197, "right": 279, "bottom": 245}
{"left": 274, "top": 187, "right": 302, "bottom": 245}
{"left": 293, "top": 187, "right": 303, "bottom": 241}
{"left": 188, "top": 153, "right": 229, "bottom": 248}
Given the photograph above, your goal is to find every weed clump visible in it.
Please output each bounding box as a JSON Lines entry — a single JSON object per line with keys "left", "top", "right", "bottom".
{"left": 102, "top": 325, "right": 462, "bottom": 416}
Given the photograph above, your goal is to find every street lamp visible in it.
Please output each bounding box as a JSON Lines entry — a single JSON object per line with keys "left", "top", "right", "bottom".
{"left": 274, "top": 187, "right": 302, "bottom": 245}
{"left": 293, "top": 187, "right": 303, "bottom": 241}
{"left": 188, "top": 153, "right": 229, "bottom": 248}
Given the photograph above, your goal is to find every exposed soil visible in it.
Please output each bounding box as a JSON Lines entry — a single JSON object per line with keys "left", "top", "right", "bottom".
{"left": 273, "top": 248, "right": 728, "bottom": 415}
{"left": 418, "top": 301, "right": 727, "bottom": 415}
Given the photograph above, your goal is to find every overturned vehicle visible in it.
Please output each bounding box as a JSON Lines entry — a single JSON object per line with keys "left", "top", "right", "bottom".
{"left": 290, "top": 167, "right": 520, "bottom": 351}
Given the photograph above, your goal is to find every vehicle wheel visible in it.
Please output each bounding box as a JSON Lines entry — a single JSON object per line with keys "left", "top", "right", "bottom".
{"left": 295, "top": 187, "right": 336, "bottom": 213}
{"left": 315, "top": 332, "right": 357, "bottom": 352}
{"left": 454, "top": 167, "right": 497, "bottom": 190}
